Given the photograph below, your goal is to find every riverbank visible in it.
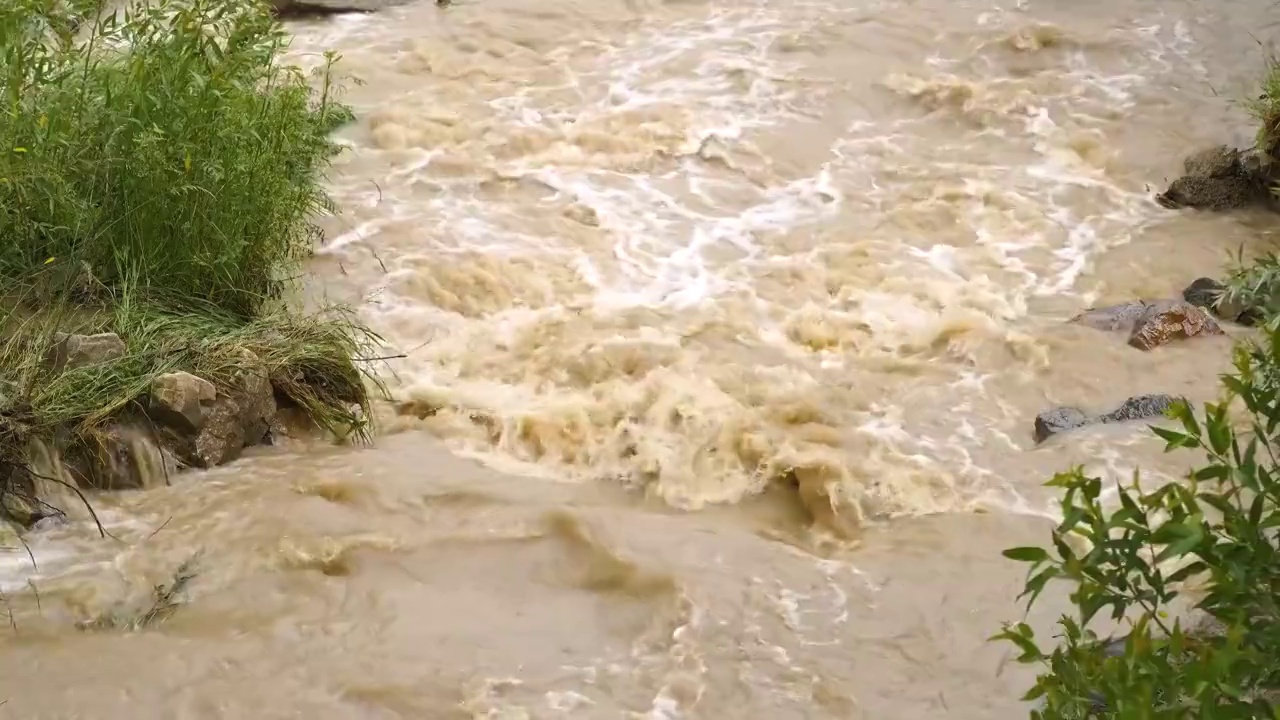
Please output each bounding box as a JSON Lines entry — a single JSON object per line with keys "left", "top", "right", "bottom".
{"left": 0, "top": 0, "right": 380, "bottom": 530}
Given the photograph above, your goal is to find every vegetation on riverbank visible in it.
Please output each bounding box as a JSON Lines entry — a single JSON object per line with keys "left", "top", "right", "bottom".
{"left": 997, "top": 62, "right": 1280, "bottom": 718}
{"left": 0, "top": 0, "right": 379, "bottom": 525}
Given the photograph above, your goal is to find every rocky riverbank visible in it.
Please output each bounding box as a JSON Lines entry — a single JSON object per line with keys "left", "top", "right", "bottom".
{"left": 0, "top": 308, "right": 378, "bottom": 531}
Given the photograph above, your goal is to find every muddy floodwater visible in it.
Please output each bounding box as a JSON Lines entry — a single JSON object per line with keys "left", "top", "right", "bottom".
{"left": 3, "top": 0, "right": 1280, "bottom": 717}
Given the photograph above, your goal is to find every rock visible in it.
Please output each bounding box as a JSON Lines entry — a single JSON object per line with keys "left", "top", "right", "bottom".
{"left": 1181, "top": 277, "right": 1265, "bottom": 325}
{"left": 1071, "top": 302, "right": 1150, "bottom": 332}
{"left": 1156, "top": 145, "right": 1268, "bottom": 211}
{"left": 270, "top": 0, "right": 412, "bottom": 17}
{"left": 1183, "top": 145, "right": 1240, "bottom": 178}
{"left": 229, "top": 349, "right": 276, "bottom": 446}
{"left": 149, "top": 372, "right": 216, "bottom": 432}
{"left": 1072, "top": 298, "right": 1223, "bottom": 348}
{"left": 1182, "top": 277, "right": 1225, "bottom": 309}
{"left": 54, "top": 332, "right": 126, "bottom": 371}
{"left": 31, "top": 514, "right": 69, "bottom": 532}
{"left": 1034, "top": 394, "right": 1184, "bottom": 443}
{"left": 193, "top": 398, "right": 248, "bottom": 468}
{"left": 1099, "top": 394, "right": 1180, "bottom": 423}
{"left": 1216, "top": 293, "right": 1265, "bottom": 327}
{"left": 0, "top": 490, "right": 43, "bottom": 528}
{"left": 184, "top": 349, "right": 276, "bottom": 468}
{"left": 1128, "top": 300, "right": 1224, "bottom": 350}
{"left": 1034, "top": 407, "right": 1090, "bottom": 443}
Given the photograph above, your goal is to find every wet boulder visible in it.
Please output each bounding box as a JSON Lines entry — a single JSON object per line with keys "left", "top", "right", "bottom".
{"left": 1072, "top": 299, "right": 1225, "bottom": 349}
{"left": 1034, "top": 407, "right": 1090, "bottom": 444}
{"left": 1156, "top": 145, "right": 1268, "bottom": 211}
{"left": 1099, "top": 394, "right": 1179, "bottom": 423}
{"left": 1033, "top": 394, "right": 1183, "bottom": 443}
{"left": 187, "top": 350, "right": 277, "bottom": 468}
{"left": 1182, "top": 277, "right": 1226, "bottom": 309}
{"left": 228, "top": 348, "right": 276, "bottom": 445}
{"left": 1071, "top": 301, "right": 1150, "bottom": 332}
{"left": 193, "top": 398, "right": 249, "bottom": 468}
{"left": 1128, "top": 300, "right": 1223, "bottom": 350}
{"left": 1181, "top": 277, "right": 1264, "bottom": 326}
{"left": 149, "top": 372, "right": 217, "bottom": 432}
{"left": 270, "top": 0, "right": 413, "bottom": 17}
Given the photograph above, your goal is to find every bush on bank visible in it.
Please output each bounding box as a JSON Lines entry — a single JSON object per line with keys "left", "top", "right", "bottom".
{"left": 0, "top": 0, "right": 352, "bottom": 317}
{"left": 996, "top": 65, "right": 1280, "bottom": 719}
{"left": 0, "top": 0, "right": 378, "bottom": 515}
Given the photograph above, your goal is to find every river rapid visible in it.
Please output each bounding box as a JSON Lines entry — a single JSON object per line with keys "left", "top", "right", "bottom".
{"left": 2, "top": 0, "right": 1279, "bottom": 717}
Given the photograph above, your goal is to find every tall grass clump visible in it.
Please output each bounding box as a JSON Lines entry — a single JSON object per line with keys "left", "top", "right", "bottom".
{"left": 1249, "top": 57, "right": 1280, "bottom": 163}
{"left": 0, "top": 0, "right": 382, "bottom": 514}
{"left": 0, "top": 0, "right": 352, "bottom": 317}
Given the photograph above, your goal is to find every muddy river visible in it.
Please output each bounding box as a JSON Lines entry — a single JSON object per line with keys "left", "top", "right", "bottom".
{"left": 3, "top": 0, "right": 1280, "bottom": 716}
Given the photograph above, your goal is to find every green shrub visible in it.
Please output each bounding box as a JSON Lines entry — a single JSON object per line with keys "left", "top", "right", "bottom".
{"left": 997, "top": 332, "right": 1280, "bottom": 717}
{"left": 0, "top": 0, "right": 352, "bottom": 317}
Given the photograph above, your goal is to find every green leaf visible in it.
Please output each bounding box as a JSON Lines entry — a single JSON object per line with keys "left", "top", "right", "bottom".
{"left": 1152, "top": 425, "right": 1198, "bottom": 451}
{"left": 1003, "top": 546, "right": 1050, "bottom": 563}
{"left": 1156, "top": 524, "right": 1205, "bottom": 562}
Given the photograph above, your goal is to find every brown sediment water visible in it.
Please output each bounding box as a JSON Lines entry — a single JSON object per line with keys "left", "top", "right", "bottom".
{"left": 2, "top": 0, "right": 1278, "bottom": 716}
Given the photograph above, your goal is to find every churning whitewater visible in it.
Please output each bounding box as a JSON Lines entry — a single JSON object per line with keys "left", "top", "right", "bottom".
{"left": 0, "top": 0, "right": 1275, "bottom": 717}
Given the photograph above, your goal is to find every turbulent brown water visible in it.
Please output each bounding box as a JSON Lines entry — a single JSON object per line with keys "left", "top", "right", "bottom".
{"left": 4, "top": 0, "right": 1280, "bottom": 716}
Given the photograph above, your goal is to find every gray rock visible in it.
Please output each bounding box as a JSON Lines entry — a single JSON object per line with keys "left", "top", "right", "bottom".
{"left": 1099, "top": 394, "right": 1180, "bottom": 424}
{"left": 1182, "top": 277, "right": 1225, "bottom": 310}
{"left": 1157, "top": 145, "right": 1268, "bottom": 211}
{"left": 228, "top": 348, "right": 276, "bottom": 446}
{"left": 1183, "top": 145, "right": 1241, "bottom": 178}
{"left": 1034, "top": 407, "right": 1090, "bottom": 443}
{"left": 1177, "top": 279, "right": 1264, "bottom": 326}
{"left": 150, "top": 372, "right": 216, "bottom": 432}
{"left": 1034, "top": 394, "right": 1184, "bottom": 444}
{"left": 1216, "top": 292, "right": 1265, "bottom": 327}
{"left": 56, "top": 332, "right": 126, "bottom": 370}
{"left": 1070, "top": 302, "right": 1151, "bottom": 332}
{"left": 184, "top": 349, "right": 276, "bottom": 468}
{"left": 193, "top": 398, "right": 248, "bottom": 468}
{"left": 271, "top": 0, "right": 413, "bottom": 16}
{"left": 1070, "top": 299, "right": 1226, "bottom": 348}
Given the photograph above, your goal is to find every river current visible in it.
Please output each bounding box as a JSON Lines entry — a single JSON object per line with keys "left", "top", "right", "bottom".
{"left": 1, "top": 0, "right": 1278, "bottom": 717}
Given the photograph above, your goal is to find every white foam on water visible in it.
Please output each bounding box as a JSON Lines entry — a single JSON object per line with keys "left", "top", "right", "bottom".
{"left": 287, "top": 0, "right": 1217, "bottom": 525}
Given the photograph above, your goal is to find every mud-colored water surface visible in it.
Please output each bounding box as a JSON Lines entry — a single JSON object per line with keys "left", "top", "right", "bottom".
{"left": 2, "top": 0, "right": 1279, "bottom": 716}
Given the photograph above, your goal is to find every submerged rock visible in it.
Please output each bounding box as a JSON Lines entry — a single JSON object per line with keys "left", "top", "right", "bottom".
{"left": 1128, "top": 300, "right": 1223, "bottom": 350}
{"left": 1099, "top": 394, "right": 1180, "bottom": 423}
{"left": 270, "top": 0, "right": 413, "bottom": 17}
{"left": 1034, "top": 407, "right": 1090, "bottom": 444}
{"left": 1034, "top": 394, "right": 1183, "bottom": 443}
{"left": 1071, "top": 302, "right": 1150, "bottom": 332}
{"left": 1182, "top": 277, "right": 1226, "bottom": 309}
{"left": 1181, "top": 277, "right": 1263, "bottom": 326}
{"left": 1156, "top": 145, "right": 1268, "bottom": 211}
{"left": 1072, "top": 299, "right": 1224, "bottom": 349}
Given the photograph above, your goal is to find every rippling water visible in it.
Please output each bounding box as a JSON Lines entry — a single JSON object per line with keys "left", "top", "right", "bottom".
{"left": 2, "top": 0, "right": 1279, "bottom": 716}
